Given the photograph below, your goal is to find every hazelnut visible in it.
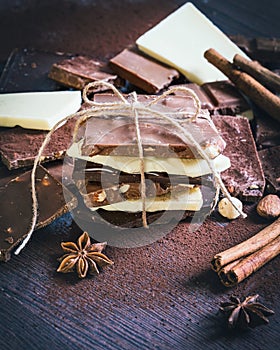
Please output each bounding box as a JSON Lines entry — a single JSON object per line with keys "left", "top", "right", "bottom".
{"left": 93, "top": 190, "right": 106, "bottom": 203}
{"left": 218, "top": 197, "right": 243, "bottom": 220}
{"left": 256, "top": 194, "right": 280, "bottom": 219}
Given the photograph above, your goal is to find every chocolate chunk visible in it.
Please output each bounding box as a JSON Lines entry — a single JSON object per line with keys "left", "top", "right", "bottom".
{"left": 0, "top": 48, "right": 71, "bottom": 93}
{"left": 258, "top": 146, "right": 280, "bottom": 194}
{"left": 0, "top": 118, "right": 77, "bottom": 170}
{"left": 230, "top": 35, "right": 280, "bottom": 66}
{"left": 213, "top": 115, "right": 265, "bottom": 202}
{"left": 49, "top": 55, "right": 122, "bottom": 90}
{"left": 252, "top": 110, "right": 280, "bottom": 148}
{"left": 201, "top": 80, "right": 250, "bottom": 115}
{"left": 109, "top": 46, "right": 179, "bottom": 93}
{"left": 0, "top": 165, "right": 77, "bottom": 262}
{"left": 170, "top": 80, "right": 250, "bottom": 116}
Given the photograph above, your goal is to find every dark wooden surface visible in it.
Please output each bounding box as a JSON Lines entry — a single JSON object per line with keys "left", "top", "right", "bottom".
{"left": 0, "top": 1, "right": 280, "bottom": 349}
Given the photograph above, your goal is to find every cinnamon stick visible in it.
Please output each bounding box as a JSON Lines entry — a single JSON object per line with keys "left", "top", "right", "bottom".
{"left": 204, "top": 48, "right": 280, "bottom": 123}
{"left": 233, "top": 54, "right": 280, "bottom": 94}
{"left": 211, "top": 217, "right": 280, "bottom": 271}
{"left": 219, "top": 235, "right": 280, "bottom": 287}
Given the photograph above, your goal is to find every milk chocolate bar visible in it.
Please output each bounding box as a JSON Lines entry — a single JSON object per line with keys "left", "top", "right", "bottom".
{"left": 213, "top": 115, "right": 265, "bottom": 202}
{"left": 109, "top": 46, "right": 180, "bottom": 93}
{"left": 0, "top": 165, "right": 77, "bottom": 262}
{"left": 81, "top": 95, "right": 225, "bottom": 159}
{"left": 258, "top": 146, "right": 280, "bottom": 194}
{"left": 230, "top": 35, "right": 280, "bottom": 65}
{"left": 49, "top": 55, "right": 121, "bottom": 90}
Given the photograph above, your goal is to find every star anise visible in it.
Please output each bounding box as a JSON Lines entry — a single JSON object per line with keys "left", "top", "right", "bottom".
{"left": 220, "top": 295, "right": 274, "bottom": 329}
{"left": 57, "top": 231, "right": 114, "bottom": 278}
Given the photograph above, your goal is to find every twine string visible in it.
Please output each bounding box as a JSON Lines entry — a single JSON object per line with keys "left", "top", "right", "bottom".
{"left": 15, "top": 81, "right": 246, "bottom": 255}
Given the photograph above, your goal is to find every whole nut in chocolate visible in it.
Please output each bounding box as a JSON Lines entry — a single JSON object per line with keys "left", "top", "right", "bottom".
{"left": 256, "top": 194, "right": 280, "bottom": 219}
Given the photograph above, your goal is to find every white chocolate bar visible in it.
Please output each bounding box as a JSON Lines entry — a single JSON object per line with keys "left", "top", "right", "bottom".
{"left": 136, "top": 2, "right": 248, "bottom": 84}
{"left": 67, "top": 141, "right": 231, "bottom": 177}
{"left": 0, "top": 91, "right": 81, "bottom": 130}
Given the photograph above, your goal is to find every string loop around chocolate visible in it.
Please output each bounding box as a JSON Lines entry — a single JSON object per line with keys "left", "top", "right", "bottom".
{"left": 14, "top": 81, "right": 247, "bottom": 256}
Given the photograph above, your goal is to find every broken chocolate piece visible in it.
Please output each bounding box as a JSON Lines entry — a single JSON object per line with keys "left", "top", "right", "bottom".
{"left": 213, "top": 115, "right": 265, "bottom": 202}
{"left": 109, "top": 46, "right": 179, "bottom": 93}
{"left": 173, "top": 81, "right": 250, "bottom": 116}
{"left": 0, "top": 165, "right": 77, "bottom": 262}
{"left": 0, "top": 48, "right": 71, "bottom": 93}
{"left": 0, "top": 118, "right": 77, "bottom": 170}
{"left": 258, "top": 146, "right": 280, "bottom": 194}
{"left": 252, "top": 110, "right": 280, "bottom": 148}
{"left": 202, "top": 80, "right": 250, "bottom": 115}
{"left": 230, "top": 35, "right": 280, "bottom": 66}
{"left": 49, "top": 55, "right": 121, "bottom": 90}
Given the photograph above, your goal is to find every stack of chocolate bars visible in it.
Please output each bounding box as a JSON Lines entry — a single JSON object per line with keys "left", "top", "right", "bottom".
{"left": 68, "top": 94, "right": 229, "bottom": 227}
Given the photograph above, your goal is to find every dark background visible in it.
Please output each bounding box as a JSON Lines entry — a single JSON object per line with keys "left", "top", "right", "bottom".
{"left": 0, "top": 1, "right": 280, "bottom": 349}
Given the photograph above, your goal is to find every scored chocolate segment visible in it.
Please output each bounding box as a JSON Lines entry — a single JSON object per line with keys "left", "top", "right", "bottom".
{"left": 173, "top": 80, "right": 250, "bottom": 115}
{"left": 109, "top": 46, "right": 180, "bottom": 93}
{"left": 49, "top": 55, "right": 122, "bottom": 90}
{"left": 230, "top": 35, "right": 280, "bottom": 65}
{"left": 0, "top": 165, "right": 77, "bottom": 262}
{"left": 213, "top": 115, "right": 265, "bottom": 202}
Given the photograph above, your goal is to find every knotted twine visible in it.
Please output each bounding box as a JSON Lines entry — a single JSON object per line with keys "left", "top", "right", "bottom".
{"left": 15, "top": 81, "right": 247, "bottom": 255}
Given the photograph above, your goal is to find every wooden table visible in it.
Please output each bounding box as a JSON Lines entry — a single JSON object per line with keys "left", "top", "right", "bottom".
{"left": 0, "top": 1, "right": 279, "bottom": 349}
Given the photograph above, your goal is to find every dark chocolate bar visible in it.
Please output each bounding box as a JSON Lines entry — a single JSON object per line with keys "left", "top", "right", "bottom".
{"left": 109, "top": 46, "right": 180, "bottom": 93}
{"left": 258, "top": 146, "right": 280, "bottom": 194}
{"left": 230, "top": 35, "right": 280, "bottom": 66}
{"left": 49, "top": 55, "right": 122, "bottom": 90}
{"left": 173, "top": 80, "right": 250, "bottom": 116}
{"left": 0, "top": 165, "right": 77, "bottom": 262}
{"left": 252, "top": 110, "right": 280, "bottom": 148}
{"left": 0, "top": 48, "right": 71, "bottom": 93}
{"left": 213, "top": 115, "right": 265, "bottom": 202}
{"left": 0, "top": 118, "right": 77, "bottom": 170}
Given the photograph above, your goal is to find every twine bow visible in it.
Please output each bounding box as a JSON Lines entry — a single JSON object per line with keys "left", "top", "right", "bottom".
{"left": 15, "top": 81, "right": 246, "bottom": 255}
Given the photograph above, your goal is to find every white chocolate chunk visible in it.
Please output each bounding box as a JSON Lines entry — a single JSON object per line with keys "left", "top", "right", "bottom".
{"left": 136, "top": 2, "right": 249, "bottom": 85}
{"left": 0, "top": 91, "right": 81, "bottom": 130}
{"left": 67, "top": 141, "right": 231, "bottom": 177}
{"left": 90, "top": 186, "right": 203, "bottom": 212}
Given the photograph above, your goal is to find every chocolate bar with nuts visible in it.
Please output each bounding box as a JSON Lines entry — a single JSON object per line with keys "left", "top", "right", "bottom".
{"left": 49, "top": 55, "right": 122, "bottom": 90}
{"left": 0, "top": 165, "right": 77, "bottom": 262}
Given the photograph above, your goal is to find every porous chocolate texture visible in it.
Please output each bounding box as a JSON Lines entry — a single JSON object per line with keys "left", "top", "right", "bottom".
{"left": 213, "top": 115, "right": 265, "bottom": 202}
{"left": 0, "top": 118, "right": 76, "bottom": 170}
{"left": 0, "top": 165, "right": 77, "bottom": 262}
